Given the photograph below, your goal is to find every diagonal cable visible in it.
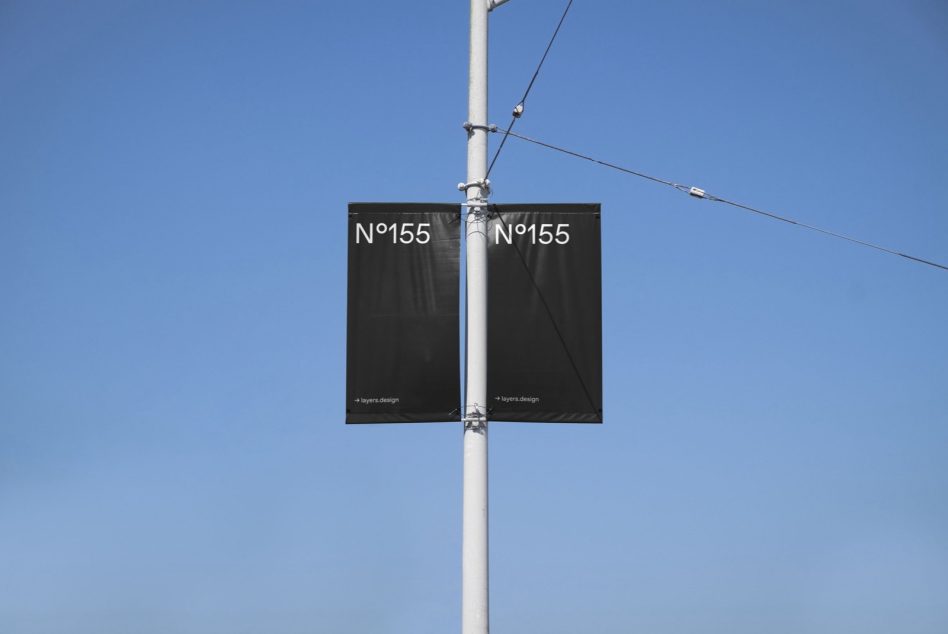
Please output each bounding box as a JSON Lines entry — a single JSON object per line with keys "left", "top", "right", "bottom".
{"left": 493, "top": 127, "right": 948, "bottom": 273}
{"left": 486, "top": 0, "right": 574, "bottom": 179}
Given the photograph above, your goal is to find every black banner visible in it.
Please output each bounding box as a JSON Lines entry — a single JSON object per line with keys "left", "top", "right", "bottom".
{"left": 487, "top": 204, "right": 602, "bottom": 422}
{"left": 346, "top": 203, "right": 461, "bottom": 423}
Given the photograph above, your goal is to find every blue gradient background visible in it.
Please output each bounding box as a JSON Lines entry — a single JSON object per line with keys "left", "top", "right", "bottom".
{"left": 2, "top": 1, "right": 947, "bottom": 632}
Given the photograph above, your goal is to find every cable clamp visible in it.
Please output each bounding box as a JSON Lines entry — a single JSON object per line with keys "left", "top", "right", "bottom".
{"left": 689, "top": 186, "right": 706, "bottom": 199}
{"left": 463, "top": 122, "right": 498, "bottom": 134}
{"left": 457, "top": 178, "right": 491, "bottom": 194}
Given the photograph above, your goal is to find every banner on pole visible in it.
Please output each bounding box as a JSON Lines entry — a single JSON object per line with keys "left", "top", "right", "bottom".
{"left": 487, "top": 204, "right": 602, "bottom": 423}
{"left": 346, "top": 203, "right": 462, "bottom": 423}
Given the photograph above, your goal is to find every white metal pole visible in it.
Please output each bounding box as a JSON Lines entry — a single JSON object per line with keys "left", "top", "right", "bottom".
{"left": 463, "top": 0, "right": 489, "bottom": 632}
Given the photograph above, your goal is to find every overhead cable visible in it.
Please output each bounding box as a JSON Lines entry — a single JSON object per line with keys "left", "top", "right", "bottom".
{"left": 493, "top": 127, "right": 948, "bottom": 272}
{"left": 486, "top": 0, "right": 574, "bottom": 179}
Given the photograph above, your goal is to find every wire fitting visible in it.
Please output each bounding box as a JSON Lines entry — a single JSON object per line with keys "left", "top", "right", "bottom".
{"left": 689, "top": 186, "right": 706, "bottom": 199}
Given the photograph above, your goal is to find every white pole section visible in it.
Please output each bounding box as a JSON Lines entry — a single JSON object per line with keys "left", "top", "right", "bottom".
{"left": 463, "top": 0, "right": 489, "bottom": 631}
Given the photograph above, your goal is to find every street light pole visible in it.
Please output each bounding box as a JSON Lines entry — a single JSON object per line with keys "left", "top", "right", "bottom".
{"left": 462, "top": 0, "right": 489, "bottom": 631}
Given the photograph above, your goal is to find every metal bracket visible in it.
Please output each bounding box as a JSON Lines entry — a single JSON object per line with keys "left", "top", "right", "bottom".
{"left": 463, "top": 404, "right": 488, "bottom": 429}
{"left": 463, "top": 200, "right": 490, "bottom": 222}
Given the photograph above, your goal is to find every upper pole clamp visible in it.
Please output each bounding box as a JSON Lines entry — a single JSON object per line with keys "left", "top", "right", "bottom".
{"left": 463, "top": 121, "right": 498, "bottom": 135}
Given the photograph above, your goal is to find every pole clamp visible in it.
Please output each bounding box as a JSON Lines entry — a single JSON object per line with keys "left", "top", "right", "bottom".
{"left": 463, "top": 121, "right": 498, "bottom": 134}
{"left": 457, "top": 178, "right": 491, "bottom": 195}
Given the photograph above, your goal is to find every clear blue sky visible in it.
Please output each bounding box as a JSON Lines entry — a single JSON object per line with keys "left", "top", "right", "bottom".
{"left": 2, "top": 1, "right": 947, "bottom": 632}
